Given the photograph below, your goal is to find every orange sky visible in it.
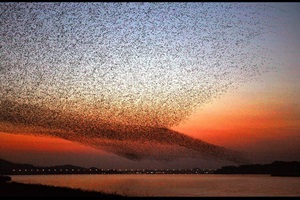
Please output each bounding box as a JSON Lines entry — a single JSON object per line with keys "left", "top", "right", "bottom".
{"left": 0, "top": 132, "right": 100, "bottom": 153}
{"left": 1, "top": 64, "right": 299, "bottom": 168}
{"left": 172, "top": 65, "right": 300, "bottom": 155}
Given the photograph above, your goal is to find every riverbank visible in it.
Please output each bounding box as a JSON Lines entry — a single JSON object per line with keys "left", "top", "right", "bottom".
{"left": 0, "top": 180, "right": 124, "bottom": 197}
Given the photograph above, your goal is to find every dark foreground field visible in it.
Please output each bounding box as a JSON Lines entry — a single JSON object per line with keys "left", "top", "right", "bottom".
{"left": 0, "top": 181, "right": 124, "bottom": 197}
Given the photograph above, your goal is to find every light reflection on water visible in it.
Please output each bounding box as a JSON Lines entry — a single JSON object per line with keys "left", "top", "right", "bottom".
{"left": 11, "top": 174, "right": 300, "bottom": 197}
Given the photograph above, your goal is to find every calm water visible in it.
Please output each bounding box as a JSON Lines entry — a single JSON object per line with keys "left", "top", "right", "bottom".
{"left": 11, "top": 174, "right": 300, "bottom": 197}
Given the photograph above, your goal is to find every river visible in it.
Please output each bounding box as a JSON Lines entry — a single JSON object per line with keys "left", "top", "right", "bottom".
{"left": 11, "top": 174, "right": 300, "bottom": 197}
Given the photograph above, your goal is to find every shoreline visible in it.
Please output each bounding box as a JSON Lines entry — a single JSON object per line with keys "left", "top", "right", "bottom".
{"left": 0, "top": 178, "right": 124, "bottom": 197}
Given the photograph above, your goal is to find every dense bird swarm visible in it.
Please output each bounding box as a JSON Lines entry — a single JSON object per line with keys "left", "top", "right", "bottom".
{"left": 0, "top": 3, "right": 279, "bottom": 163}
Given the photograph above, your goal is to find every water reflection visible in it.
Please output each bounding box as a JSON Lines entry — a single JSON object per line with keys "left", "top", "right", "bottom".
{"left": 12, "top": 174, "right": 300, "bottom": 197}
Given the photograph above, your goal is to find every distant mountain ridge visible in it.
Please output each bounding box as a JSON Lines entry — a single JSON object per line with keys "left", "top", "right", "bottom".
{"left": 215, "top": 161, "right": 300, "bottom": 176}
{"left": 0, "top": 158, "right": 36, "bottom": 170}
{"left": 0, "top": 158, "right": 86, "bottom": 175}
{"left": 1, "top": 158, "right": 300, "bottom": 176}
{"left": 0, "top": 158, "right": 85, "bottom": 169}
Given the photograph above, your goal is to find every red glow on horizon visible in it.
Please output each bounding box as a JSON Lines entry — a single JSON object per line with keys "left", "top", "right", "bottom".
{"left": 0, "top": 132, "right": 105, "bottom": 154}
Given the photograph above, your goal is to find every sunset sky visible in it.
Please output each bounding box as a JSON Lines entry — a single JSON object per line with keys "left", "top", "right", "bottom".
{"left": 0, "top": 3, "right": 299, "bottom": 169}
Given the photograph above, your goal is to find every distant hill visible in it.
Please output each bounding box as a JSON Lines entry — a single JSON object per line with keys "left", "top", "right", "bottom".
{"left": 0, "top": 158, "right": 85, "bottom": 170}
{"left": 0, "top": 158, "right": 86, "bottom": 175}
{"left": 215, "top": 161, "right": 300, "bottom": 176}
{"left": 2, "top": 158, "right": 300, "bottom": 176}
{"left": 0, "top": 159, "right": 36, "bottom": 170}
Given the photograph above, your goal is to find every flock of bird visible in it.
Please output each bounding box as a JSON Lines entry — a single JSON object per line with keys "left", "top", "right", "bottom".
{"left": 0, "top": 3, "right": 278, "bottom": 163}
